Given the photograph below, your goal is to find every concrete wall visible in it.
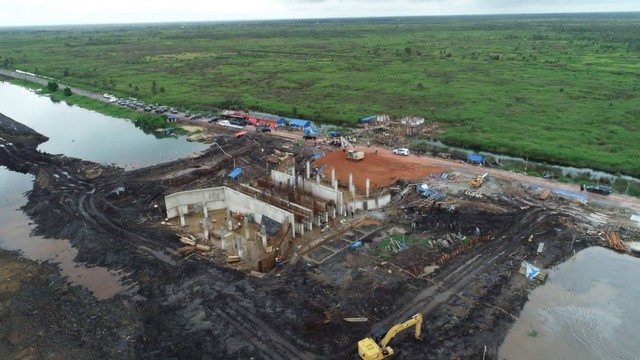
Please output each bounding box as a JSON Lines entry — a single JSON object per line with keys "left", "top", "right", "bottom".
{"left": 271, "top": 170, "right": 343, "bottom": 214}
{"left": 351, "top": 193, "right": 391, "bottom": 211}
{"left": 165, "top": 187, "right": 226, "bottom": 218}
{"left": 164, "top": 186, "right": 297, "bottom": 237}
{"left": 224, "top": 187, "right": 295, "bottom": 231}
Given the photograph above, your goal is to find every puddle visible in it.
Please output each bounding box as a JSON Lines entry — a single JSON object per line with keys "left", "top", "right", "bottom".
{"left": 0, "top": 167, "right": 126, "bottom": 299}
{"left": 500, "top": 247, "right": 640, "bottom": 359}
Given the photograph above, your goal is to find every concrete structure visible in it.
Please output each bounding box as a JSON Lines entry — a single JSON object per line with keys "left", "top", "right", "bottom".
{"left": 271, "top": 170, "right": 343, "bottom": 216}
{"left": 165, "top": 186, "right": 297, "bottom": 237}
{"left": 400, "top": 116, "right": 425, "bottom": 126}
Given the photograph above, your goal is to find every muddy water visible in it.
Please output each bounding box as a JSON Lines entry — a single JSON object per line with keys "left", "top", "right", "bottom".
{"left": 499, "top": 247, "right": 640, "bottom": 359}
{"left": 0, "top": 167, "right": 124, "bottom": 299}
{"left": 0, "top": 81, "right": 207, "bottom": 299}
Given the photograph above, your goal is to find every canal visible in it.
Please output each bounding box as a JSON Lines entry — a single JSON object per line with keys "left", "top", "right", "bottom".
{"left": 0, "top": 81, "right": 208, "bottom": 298}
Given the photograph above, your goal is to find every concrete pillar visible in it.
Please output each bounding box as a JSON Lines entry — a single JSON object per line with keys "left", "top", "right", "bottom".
{"left": 202, "top": 202, "right": 208, "bottom": 218}
{"left": 236, "top": 236, "right": 245, "bottom": 259}
{"left": 178, "top": 207, "right": 186, "bottom": 227}
{"left": 316, "top": 172, "right": 320, "bottom": 184}
{"left": 244, "top": 216, "right": 250, "bottom": 240}
{"left": 333, "top": 179, "right": 338, "bottom": 191}
{"left": 349, "top": 173, "right": 353, "bottom": 191}
{"left": 261, "top": 225, "right": 268, "bottom": 249}
{"left": 331, "top": 168, "right": 336, "bottom": 184}
{"left": 366, "top": 178, "right": 370, "bottom": 198}
{"left": 227, "top": 218, "right": 233, "bottom": 231}
{"left": 226, "top": 209, "right": 232, "bottom": 219}
{"left": 306, "top": 161, "right": 311, "bottom": 179}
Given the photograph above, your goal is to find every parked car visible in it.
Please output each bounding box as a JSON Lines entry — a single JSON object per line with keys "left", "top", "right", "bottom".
{"left": 219, "top": 120, "right": 244, "bottom": 130}
{"left": 393, "top": 148, "right": 410, "bottom": 156}
{"left": 303, "top": 133, "right": 317, "bottom": 139}
{"left": 208, "top": 116, "right": 221, "bottom": 123}
{"left": 229, "top": 119, "right": 248, "bottom": 127}
{"left": 580, "top": 184, "right": 612, "bottom": 195}
{"left": 256, "top": 125, "right": 272, "bottom": 132}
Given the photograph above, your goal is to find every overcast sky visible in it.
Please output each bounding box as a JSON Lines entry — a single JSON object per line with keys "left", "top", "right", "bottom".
{"left": 1, "top": 0, "right": 638, "bottom": 27}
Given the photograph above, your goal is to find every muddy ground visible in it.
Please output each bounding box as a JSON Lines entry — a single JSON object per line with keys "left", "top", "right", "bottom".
{"left": 2, "top": 111, "right": 639, "bottom": 359}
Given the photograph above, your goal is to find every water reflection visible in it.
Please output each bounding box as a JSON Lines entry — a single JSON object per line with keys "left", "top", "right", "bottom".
{"left": 499, "top": 247, "right": 640, "bottom": 360}
{"left": 0, "top": 168, "right": 124, "bottom": 299}
{"left": 0, "top": 81, "right": 207, "bottom": 169}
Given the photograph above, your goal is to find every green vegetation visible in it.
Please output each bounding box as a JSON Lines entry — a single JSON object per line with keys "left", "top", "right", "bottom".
{"left": 375, "top": 233, "right": 437, "bottom": 258}
{"left": 1, "top": 14, "right": 640, "bottom": 175}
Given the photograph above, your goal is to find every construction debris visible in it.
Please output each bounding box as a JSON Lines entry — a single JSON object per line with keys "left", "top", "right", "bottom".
{"left": 539, "top": 189, "right": 551, "bottom": 200}
{"left": 343, "top": 317, "right": 369, "bottom": 323}
{"left": 602, "top": 231, "right": 626, "bottom": 252}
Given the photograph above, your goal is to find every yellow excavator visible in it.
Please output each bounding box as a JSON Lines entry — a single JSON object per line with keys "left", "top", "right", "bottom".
{"left": 357, "top": 313, "right": 423, "bottom": 360}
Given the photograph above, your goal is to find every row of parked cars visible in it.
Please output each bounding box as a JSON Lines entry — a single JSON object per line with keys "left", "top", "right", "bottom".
{"left": 111, "top": 95, "right": 178, "bottom": 115}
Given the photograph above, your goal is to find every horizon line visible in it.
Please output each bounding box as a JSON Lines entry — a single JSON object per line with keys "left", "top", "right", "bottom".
{"left": 1, "top": 10, "right": 639, "bottom": 29}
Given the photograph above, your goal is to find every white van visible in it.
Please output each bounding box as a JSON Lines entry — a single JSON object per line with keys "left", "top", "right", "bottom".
{"left": 219, "top": 120, "right": 244, "bottom": 130}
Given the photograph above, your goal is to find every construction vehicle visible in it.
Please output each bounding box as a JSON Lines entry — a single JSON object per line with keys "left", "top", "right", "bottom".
{"left": 580, "top": 184, "right": 612, "bottom": 195}
{"left": 357, "top": 313, "right": 423, "bottom": 360}
{"left": 471, "top": 173, "right": 488, "bottom": 188}
{"left": 341, "top": 136, "right": 365, "bottom": 161}
{"left": 347, "top": 150, "right": 365, "bottom": 161}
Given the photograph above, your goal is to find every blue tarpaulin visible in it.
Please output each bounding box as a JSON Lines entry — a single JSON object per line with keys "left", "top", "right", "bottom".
{"left": 523, "top": 261, "right": 541, "bottom": 279}
{"left": 467, "top": 154, "right": 485, "bottom": 164}
{"left": 328, "top": 131, "right": 340, "bottom": 137}
{"left": 228, "top": 167, "right": 243, "bottom": 179}
{"left": 288, "top": 119, "right": 311, "bottom": 128}
{"left": 359, "top": 116, "right": 376, "bottom": 123}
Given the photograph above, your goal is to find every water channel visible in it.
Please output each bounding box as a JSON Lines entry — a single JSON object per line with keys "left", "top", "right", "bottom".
{"left": 0, "top": 81, "right": 208, "bottom": 299}
{"left": 499, "top": 247, "right": 640, "bottom": 359}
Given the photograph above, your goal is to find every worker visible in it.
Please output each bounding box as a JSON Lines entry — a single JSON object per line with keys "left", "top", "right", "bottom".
{"left": 375, "top": 149, "right": 378, "bottom": 155}
{"left": 275, "top": 256, "right": 280, "bottom": 268}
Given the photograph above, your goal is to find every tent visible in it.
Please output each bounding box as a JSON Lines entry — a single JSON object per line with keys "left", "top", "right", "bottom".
{"left": 288, "top": 119, "right": 311, "bottom": 128}
{"left": 466, "top": 154, "right": 485, "bottom": 164}
{"left": 359, "top": 116, "right": 376, "bottom": 123}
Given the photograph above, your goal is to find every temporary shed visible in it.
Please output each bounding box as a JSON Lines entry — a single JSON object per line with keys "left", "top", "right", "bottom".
{"left": 228, "top": 167, "right": 243, "bottom": 179}
{"left": 288, "top": 119, "right": 311, "bottom": 128}
{"left": 249, "top": 112, "right": 286, "bottom": 128}
{"left": 359, "top": 116, "right": 376, "bottom": 123}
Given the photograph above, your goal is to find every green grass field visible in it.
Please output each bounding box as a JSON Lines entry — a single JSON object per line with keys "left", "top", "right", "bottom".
{"left": 1, "top": 14, "right": 640, "bottom": 176}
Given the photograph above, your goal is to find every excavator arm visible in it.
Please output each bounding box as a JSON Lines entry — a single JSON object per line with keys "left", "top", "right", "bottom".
{"left": 358, "top": 314, "right": 423, "bottom": 360}
{"left": 378, "top": 313, "right": 422, "bottom": 348}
